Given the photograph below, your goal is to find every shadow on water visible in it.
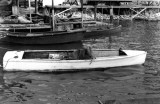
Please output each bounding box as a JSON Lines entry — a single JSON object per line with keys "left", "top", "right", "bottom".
{"left": 0, "top": 41, "right": 84, "bottom": 50}
{"left": 0, "top": 64, "right": 157, "bottom": 104}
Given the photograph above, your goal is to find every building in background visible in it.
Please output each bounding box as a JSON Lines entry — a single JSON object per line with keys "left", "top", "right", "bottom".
{"left": 1, "top": 0, "right": 160, "bottom": 17}
{"left": 43, "top": 0, "right": 65, "bottom": 6}
{"left": 86, "top": 0, "right": 133, "bottom": 5}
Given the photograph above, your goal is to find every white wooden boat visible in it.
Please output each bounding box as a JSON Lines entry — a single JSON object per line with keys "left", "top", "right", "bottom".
{"left": 2, "top": 48, "right": 147, "bottom": 72}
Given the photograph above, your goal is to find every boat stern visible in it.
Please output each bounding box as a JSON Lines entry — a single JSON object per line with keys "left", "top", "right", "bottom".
{"left": 123, "top": 50, "right": 147, "bottom": 65}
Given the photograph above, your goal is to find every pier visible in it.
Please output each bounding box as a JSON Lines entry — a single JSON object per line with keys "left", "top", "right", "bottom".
{"left": 1, "top": 0, "right": 160, "bottom": 20}
{"left": 46, "top": 0, "right": 160, "bottom": 20}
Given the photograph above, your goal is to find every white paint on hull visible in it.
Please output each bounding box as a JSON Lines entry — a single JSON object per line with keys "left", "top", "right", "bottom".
{"left": 3, "top": 50, "right": 147, "bottom": 72}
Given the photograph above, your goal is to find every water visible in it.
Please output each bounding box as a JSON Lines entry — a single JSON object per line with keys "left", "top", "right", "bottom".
{"left": 0, "top": 20, "right": 160, "bottom": 104}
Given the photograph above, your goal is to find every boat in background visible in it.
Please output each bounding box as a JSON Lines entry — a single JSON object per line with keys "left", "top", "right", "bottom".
{"left": 2, "top": 47, "right": 147, "bottom": 72}
{"left": 0, "top": 27, "right": 85, "bottom": 44}
{"left": 0, "top": 2, "right": 86, "bottom": 45}
{"left": 84, "top": 22, "right": 122, "bottom": 39}
{"left": 134, "top": 13, "right": 160, "bottom": 21}
{"left": 146, "top": 13, "right": 160, "bottom": 21}
{"left": 56, "top": 20, "right": 122, "bottom": 39}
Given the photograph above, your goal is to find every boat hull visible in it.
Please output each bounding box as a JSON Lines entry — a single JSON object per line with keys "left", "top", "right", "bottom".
{"left": 84, "top": 25, "right": 121, "bottom": 39}
{"left": 0, "top": 30, "right": 85, "bottom": 44}
{"left": 3, "top": 50, "right": 147, "bottom": 72}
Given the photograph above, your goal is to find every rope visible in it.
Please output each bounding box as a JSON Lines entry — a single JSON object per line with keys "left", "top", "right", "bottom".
{"left": 3, "top": 57, "right": 14, "bottom": 69}
{"left": 2, "top": 51, "right": 19, "bottom": 69}
{"left": 0, "top": 46, "right": 14, "bottom": 69}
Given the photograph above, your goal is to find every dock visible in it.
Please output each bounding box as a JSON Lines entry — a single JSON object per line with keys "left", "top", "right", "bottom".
{"left": 49, "top": 4, "right": 160, "bottom": 20}
{"left": 1, "top": 0, "right": 160, "bottom": 20}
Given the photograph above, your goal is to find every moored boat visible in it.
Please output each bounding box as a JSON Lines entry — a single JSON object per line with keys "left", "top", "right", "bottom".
{"left": 0, "top": 28, "right": 85, "bottom": 44}
{"left": 84, "top": 24, "right": 122, "bottom": 39}
{"left": 2, "top": 48, "right": 147, "bottom": 72}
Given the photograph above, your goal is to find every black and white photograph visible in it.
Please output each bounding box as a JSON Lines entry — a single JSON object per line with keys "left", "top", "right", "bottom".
{"left": 0, "top": 0, "right": 159, "bottom": 104}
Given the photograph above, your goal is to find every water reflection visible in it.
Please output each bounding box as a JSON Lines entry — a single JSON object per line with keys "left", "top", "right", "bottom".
{"left": 0, "top": 70, "right": 34, "bottom": 103}
{"left": 0, "top": 65, "right": 146, "bottom": 104}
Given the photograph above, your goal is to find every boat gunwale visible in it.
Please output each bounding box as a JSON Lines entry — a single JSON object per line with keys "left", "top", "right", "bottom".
{"left": 4, "top": 50, "right": 147, "bottom": 63}
{"left": 86, "top": 25, "right": 121, "bottom": 32}
{"left": 22, "top": 49, "right": 120, "bottom": 52}
{"left": 6, "top": 29, "right": 86, "bottom": 37}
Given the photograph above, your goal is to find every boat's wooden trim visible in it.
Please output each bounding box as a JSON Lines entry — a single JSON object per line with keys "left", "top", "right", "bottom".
{"left": 20, "top": 49, "right": 119, "bottom": 52}
{"left": 6, "top": 28, "right": 85, "bottom": 37}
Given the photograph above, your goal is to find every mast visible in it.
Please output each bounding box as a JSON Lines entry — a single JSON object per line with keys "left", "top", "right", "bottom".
{"left": 35, "top": 0, "right": 38, "bottom": 14}
{"left": 52, "top": 0, "right": 55, "bottom": 31}
{"left": 28, "top": 0, "right": 32, "bottom": 22}
{"left": 28, "top": 0, "right": 32, "bottom": 33}
{"left": 110, "top": 6, "right": 113, "bottom": 24}
{"left": 17, "top": 0, "right": 19, "bottom": 10}
{"left": 94, "top": 5, "right": 97, "bottom": 21}
{"left": 80, "top": 0, "right": 83, "bottom": 28}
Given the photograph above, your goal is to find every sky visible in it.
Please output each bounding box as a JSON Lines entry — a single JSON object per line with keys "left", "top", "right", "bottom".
{"left": 43, "top": 0, "right": 65, "bottom": 6}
